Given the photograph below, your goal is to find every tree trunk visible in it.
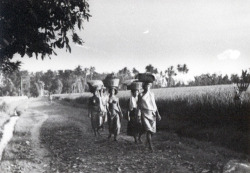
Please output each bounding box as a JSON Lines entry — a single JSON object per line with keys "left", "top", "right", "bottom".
{"left": 83, "top": 74, "right": 87, "bottom": 92}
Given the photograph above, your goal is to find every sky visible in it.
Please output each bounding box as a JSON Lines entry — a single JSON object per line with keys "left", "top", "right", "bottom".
{"left": 13, "top": 0, "right": 250, "bottom": 82}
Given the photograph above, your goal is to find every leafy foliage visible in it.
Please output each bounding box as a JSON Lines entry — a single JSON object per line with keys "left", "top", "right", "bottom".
{"left": 145, "top": 64, "right": 158, "bottom": 74}
{"left": 177, "top": 64, "right": 189, "bottom": 74}
{"left": 189, "top": 73, "right": 236, "bottom": 86}
{"left": 0, "top": 0, "right": 90, "bottom": 72}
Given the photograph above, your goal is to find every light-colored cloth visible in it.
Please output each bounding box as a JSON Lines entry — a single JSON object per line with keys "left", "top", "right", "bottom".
{"left": 140, "top": 91, "right": 157, "bottom": 111}
{"left": 100, "top": 94, "right": 108, "bottom": 123}
{"left": 141, "top": 110, "right": 156, "bottom": 133}
{"left": 129, "top": 96, "right": 138, "bottom": 111}
{"left": 100, "top": 95, "right": 108, "bottom": 112}
{"left": 139, "top": 91, "right": 158, "bottom": 133}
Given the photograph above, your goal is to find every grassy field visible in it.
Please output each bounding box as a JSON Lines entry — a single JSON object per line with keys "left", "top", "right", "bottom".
{"left": 55, "top": 84, "right": 250, "bottom": 154}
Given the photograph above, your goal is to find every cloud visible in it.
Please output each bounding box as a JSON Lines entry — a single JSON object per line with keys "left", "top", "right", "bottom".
{"left": 217, "top": 49, "right": 240, "bottom": 60}
{"left": 75, "top": 44, "right": 90, "bottom": 49}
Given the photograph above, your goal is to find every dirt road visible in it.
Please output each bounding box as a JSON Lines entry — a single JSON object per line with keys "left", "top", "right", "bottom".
{"left": 0, "top": 98, "right": 249, "bottom": 173}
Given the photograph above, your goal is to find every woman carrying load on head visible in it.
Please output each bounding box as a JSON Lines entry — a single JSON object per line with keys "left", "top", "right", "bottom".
{"left": 138, "top": 73, "right": 161, "bottom": 151}
{"left": 127, "top": 82, "right": 143, "bottom": 143}
{"left": 106, "top": 78, "right": 123, "bottom": 141}
{"left": 88, "top": 80, "right": 105, "bottom": 136}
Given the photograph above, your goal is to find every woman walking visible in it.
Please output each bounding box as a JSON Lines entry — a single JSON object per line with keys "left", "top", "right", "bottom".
{"left": 138, "top": 73, "right": 161, "bottom": 151}
{"left": 88, "top": 80, "right": 105, "bottom": 136}
{"left": 106, "top": 78, "right": 123, "bottom": 141}
{"left": 127, "top": 82, "right": 143, "bottom": 143}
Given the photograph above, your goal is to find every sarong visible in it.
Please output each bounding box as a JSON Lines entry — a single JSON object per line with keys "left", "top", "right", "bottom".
{"left": 108, "top": 111, "right": 121, "bottom": 135}
{"left": 141, "top": 109, "right": 156, "bottom": 133}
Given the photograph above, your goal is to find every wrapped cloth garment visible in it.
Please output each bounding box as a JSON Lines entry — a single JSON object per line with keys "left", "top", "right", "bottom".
{"left": 138, "top": 73, "right": 155, "bottom": 83}
{"left": 141, "top": 109, "right": 156, "bottom": 133}
{"left": 107, "top": 96, "right": 122, "bottom": 135}
{"left": 140, "top": 91, "right": 157, "bottom": 112}
{"left": 88, "top": 96, "right": 105, "bottom": 130}
{"left": 91, "top": 111, "right": 104, "bottom": 130}
{"left": 127, "top": 97, "right": 143, "bottom": 136}
{"left": 139, "top": 91, "right": 158, "bottom": 133}
{"left": 100, "top": 94, "right": 109, "bottom": 122}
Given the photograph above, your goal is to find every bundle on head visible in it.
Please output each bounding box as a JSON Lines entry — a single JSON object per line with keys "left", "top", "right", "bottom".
{"left": 137, "top": 73, "right": 155, "bottom": 83}
{"left": 106, "top": 78, "right": 120, "bottom": 89}
{"left": 87, "top": 80, "right": 104, "bottom": 93}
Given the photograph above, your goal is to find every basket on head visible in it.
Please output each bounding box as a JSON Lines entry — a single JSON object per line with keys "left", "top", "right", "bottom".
{"left": 106, "top": 78, "right": 120, "bottom": 89}
{"left": 137, "top": 73, "right": 155, "bottom": 83}
{"left": 122, "top": 79, "right": 137, "bottom": 86}
{"left": 129, "top": 82, "right": 142, "bottom": 90}
{"left": 87, "top": 80, "right": 104, "bottom": 93}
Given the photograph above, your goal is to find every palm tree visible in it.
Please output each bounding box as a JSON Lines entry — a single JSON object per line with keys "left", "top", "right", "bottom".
{"left": 74, "top": 65, "right": 83, "bottom": 76}
{"left": 146, "top": 64, "right": 154, "bottom": 73}
{"left": 83, "top": 67, "right": 89, "bottom": 91}
{"left": 89, "top": 66, "right": 95, "bottom": 80}
{"left": 145, "top": 64, "right": 158, "bottom": 74}
{"left": 176, "top": 64, "right": 189, "bottom": 85}
{"left": 165, "top": 66, "right": 177, "bottom": 87}
{"left": 177, "top": 64, "right": 189, "bottom": 74}
{"left": 118, "top": 67, "right": 131, "bottom": 83}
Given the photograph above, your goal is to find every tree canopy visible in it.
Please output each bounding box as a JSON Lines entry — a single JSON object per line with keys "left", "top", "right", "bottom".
{"left": 0, "top": 0, "right": 90, "bottom": 73}
{"left": 177, "top": 64, "right": 189, "bottom": 74}
{"left": 145, "top": 64, "right": 158, "bottom": 74}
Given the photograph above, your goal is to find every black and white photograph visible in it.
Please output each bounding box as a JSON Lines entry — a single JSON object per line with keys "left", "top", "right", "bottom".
{"left": 0, "top": 0, "right": 250, "bottom": 172}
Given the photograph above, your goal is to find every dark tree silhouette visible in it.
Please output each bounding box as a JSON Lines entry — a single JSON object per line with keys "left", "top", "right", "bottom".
{"left": 145, "top": 64, "right": 158, "bottom": 74}
{"left": 177, "top": 64, "right": 189, "bottom": 74}
{"left": 230, "top": 74, "right": 240, "bottom": 83}
{"left": 0, "top": 0, "right": 90, "bottom": 73}
{"left": 117, "top": 67, "right": 132, "bottom": 83}
{"left": 74, "top": 65, "right": 83, "bottom": 76}
{"left": 89, "top": 66, "right": 96, "bottom": 80}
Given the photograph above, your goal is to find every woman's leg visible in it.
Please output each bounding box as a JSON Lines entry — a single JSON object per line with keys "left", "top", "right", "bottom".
{"left": 107, "top": 116, "right": 112, "bottom": 139}
{"left": 134, "top": 135, "right": 137, "bottom": 143}
{"left": 138, "top": 132, "right": 143, "bottom": 143}
{"left": 114, "top": 115, "right": 121, "bottom": 141}
{"left": 146, "top": 131, "right": 153, "bottom": 151}
{"left": 91, "top": 116, "right": 97, "bottom": 136}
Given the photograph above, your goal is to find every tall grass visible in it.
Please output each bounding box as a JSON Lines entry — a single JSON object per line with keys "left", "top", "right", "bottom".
{"left": 57, "top": 84, "right": 250, "bottom": 153}
{"left": 118, "top": 85, "right": 250, "bottom": 153}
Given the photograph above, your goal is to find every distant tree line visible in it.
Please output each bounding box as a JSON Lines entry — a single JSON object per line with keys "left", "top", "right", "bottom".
{"left": 0, "top": 64, "right": 248, "bottom": 97}
{"left": 188, "top": 73, "right": 232, "bottom": 86}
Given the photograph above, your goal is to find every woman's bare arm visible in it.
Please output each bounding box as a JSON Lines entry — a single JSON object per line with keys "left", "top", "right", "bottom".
{"left": 117, "top": 98, "right": 123, "bottom": 118}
